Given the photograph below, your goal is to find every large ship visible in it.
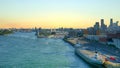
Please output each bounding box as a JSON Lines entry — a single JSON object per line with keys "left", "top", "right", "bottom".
{"left": 75, "top": 48, "right": 104, "bottom": 66}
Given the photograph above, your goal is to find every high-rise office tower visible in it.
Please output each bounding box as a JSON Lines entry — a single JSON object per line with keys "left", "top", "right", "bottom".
{"left": 101, "top": 19, "right": 107, "bottom": 29}
{"left": 100, "top": 19, "right": 107, "bottom": 34}
{"left": 110, "top": 18, "right": 113, "bottom": 26}
{"left": 94, "top": 22, "right": 99, "bottom": 30}
{"left": 101, "top": 19, "right": 104, "bottom": 28}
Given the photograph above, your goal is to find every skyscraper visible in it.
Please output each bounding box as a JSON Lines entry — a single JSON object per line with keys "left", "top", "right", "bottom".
{"left": 101, "top": 19, "right": 107, "bottom": 30}
{"left": 100, "top": 19, "right": 107, "bottom": 34}
{"left": 93, "top": 22, "right": 100, "bottom": 35}
{"left": 94, "top": 22, "right": 99, "bottom": 30}
{"left": 101, "top": 19, "right": 104, "bottom": 25}
{"left": 110, "top": 18, "right": 113, "bottom": 26}
{"left": 101, "top": 19, "right": 104, "bottom": 28}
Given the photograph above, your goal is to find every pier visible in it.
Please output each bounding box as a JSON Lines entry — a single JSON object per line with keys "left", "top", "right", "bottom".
{"left": 63, "top": 37, "right": 120, "bottom": 68}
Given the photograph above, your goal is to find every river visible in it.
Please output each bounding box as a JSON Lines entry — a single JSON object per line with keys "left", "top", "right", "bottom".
{"left": 0, "top": 32, "right": 93, "bottom": 68}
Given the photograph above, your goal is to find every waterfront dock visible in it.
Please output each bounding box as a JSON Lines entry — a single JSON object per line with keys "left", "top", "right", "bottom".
{"left": 63, "top": 37, "right": 120, "bottom": 68}
{"left": 63, "top": 37, "right": 88, "bottom": 46}
{"left": 75, "top": 48, "right": 105, "bottom": 67}
{"left": 63, "top": 38, "right": 77, "bottom": 46}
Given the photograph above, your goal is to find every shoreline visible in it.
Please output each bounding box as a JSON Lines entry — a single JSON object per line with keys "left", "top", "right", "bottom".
{"left": 63, "top": 37, "right": 120, "bottom": 68}
{"left": 63, "top": 38, "right": 75, "bottom": 46}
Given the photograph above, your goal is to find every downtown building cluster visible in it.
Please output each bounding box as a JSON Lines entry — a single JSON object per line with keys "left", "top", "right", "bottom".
{"left": 84, "top": 18, "right": 119, "bottom": 35}
{"left": 83, "top": 18, "right": 120, "bottom": 49}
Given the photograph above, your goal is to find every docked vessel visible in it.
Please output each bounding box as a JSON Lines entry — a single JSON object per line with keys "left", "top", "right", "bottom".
{"left": 75, "top": 48, "right": 104, "bottom": 66}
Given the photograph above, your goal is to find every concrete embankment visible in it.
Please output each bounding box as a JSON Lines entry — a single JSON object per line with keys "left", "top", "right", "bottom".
{"left": 63, "top": 38, "right": 76, "bottom": 46}
{"left": 63, "top": 38, "right": 120, "bottom": 68}
{"left": 63, "top": 38, "right": 88, "bottom": 47}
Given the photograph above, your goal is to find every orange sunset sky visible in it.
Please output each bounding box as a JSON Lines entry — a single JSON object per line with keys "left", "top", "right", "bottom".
{"left": 0, "top": 0, "right": 120, "bottom": 29}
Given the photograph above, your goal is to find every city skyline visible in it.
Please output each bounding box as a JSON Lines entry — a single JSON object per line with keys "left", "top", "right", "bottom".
{"left": 0, "top": 0, "right": 120, "bottom": 28}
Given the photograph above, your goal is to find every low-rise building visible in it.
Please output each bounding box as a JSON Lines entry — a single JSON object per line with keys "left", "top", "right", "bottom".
{"left": 107, "top": 33, "right": 120, "bottom": 49}
{"left": 84, "top": 35, "right": 107, "bottom": 41}
{"left": 99, "top": 37, "right": 107, "bottom": 44}
{"left": 113, "top": 38, "right": 120, "bottom": 49}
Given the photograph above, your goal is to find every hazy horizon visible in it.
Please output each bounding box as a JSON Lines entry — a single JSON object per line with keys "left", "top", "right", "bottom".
{"left": 0, "top": 0, "right": 120, "bottom": 29}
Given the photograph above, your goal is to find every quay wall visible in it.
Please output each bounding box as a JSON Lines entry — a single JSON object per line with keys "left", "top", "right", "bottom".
{"left": 63, "top": 38, "right": 120, "bottom": 68}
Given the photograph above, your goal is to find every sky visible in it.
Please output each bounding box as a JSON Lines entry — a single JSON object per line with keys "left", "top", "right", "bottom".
{"left": 0, "top": 0, "right": 120, "bottom": 28}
